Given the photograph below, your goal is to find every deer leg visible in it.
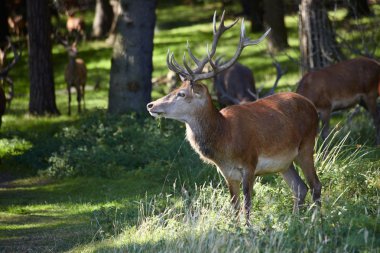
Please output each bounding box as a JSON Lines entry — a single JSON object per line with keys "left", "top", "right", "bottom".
{"left": 319, "top": 109, "right": 331, "bottom": 141}
{"left": 281, "top": 164, "right": 308, "bottom": 213}
{"left": 68, "top": 86, "right": 72, "bottom": 116}
{"left": 82, "top": 84, "right": 86, "bottom": 111}
{"left": 296, "top": 144, "right": 322, "bottom": 207}
{"left": 242, "top": 171, "right": 255, "bottom": 225}
{"left": 226, "top": 179, "right": 240, "bottom": 217}
{"left": 362, "top": 95, "right": 380, "bottom": 145}
{"left": 76, "top": 86, "right": 82, "bottom": 113}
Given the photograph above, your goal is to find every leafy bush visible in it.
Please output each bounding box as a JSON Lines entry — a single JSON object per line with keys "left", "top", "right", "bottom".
{"left": 40, "top": 112, "right": 210, "bottom": 179}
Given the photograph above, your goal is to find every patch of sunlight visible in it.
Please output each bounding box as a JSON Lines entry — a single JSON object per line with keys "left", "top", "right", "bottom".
{"left": 6, "top": 203, "right": 98, "bottom": 217}
{"left": 0, "top": 137, "right": 33, "bottom": 157}
{"left": 0, "top": 220, "right": 64, "bottom": 231}
{"left": 86, "top": 58, "right": 111, "bottom": 69}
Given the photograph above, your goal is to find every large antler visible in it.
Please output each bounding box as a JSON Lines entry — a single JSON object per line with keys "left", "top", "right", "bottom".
{"left": 167, "top": 11, "right": 271, "bottom": 83}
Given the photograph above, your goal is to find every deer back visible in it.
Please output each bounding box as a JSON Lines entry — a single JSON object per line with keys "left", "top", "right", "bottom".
{"left": 297, "top": 57, "right": 380, "bottom": 109}
{"left": 65, "top": 58, "right": 87, "bottom": 86}
{"left": 214, "top": 62, "right": 256, "bottom": 106}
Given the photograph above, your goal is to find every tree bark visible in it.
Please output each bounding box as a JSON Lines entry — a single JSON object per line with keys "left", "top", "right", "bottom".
{"left": 0, "top": 0, "right": 9, "bottom": 48}
{"left": 263, "top": 0, "right": 289, "bottom": 53}
{"left": 299, "top": 0, "right": 344, "bottom": 74}
{"left": 27, "top": 0, "right": 60, "bottom": 115}
{"left": 92, "top": 0, "right": 114, "bottom": 38}
{"left": 346, "top": 0, "right": 372, "bottom": 18}
{"left": 240, "top": 0, "right": 264, "bottom": 32}
{"left": 108, "top": 0, "right": 156, "bottom": 114}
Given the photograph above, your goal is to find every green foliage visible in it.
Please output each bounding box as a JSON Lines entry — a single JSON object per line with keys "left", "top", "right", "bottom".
{"left": 39, "top": 112, "right": 214, "bottom": 182}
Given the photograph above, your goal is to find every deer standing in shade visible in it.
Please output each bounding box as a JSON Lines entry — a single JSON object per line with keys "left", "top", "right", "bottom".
{"left": 58, "top": 35, "right": 87, "bottom": 115}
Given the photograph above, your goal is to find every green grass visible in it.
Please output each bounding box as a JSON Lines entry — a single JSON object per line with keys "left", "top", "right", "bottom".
{"left": 1, "top": 2, "right": 380, "bottom": 252}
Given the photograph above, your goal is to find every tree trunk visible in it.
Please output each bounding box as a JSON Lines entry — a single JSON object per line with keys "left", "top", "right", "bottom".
{"left": 346, "top": 0, "right": 372, "bottom": 18}
{"left": 263, "top": 0, "right": 289, "bottom": 53}
{"left": 240, "top": 0, "right": 264, "bottom": 32}
{"left": 92, "top": 0, "right": 114, "bottom": 38}
{"left": 299, "top": 0, "right": 344, "bottom": 74}
{"left": 108, "top": 0, "right": 156, "bottom": 114}
{"left": 27, "top": 0, "right": 60, "bottom": 115}
{"left": 0, "top": 0, "right": 9, "bottom": 48}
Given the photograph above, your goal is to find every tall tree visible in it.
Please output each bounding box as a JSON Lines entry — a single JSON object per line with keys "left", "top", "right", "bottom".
{"left": 239, "top": 0, "right": 264, "bottom": 32}
{"left": 92, "top": 0, "right": 114, "bottom": 38}
{"left": 299, "top": 0, "right": 343, "bottom": 74}
{"left": 27, "top": 0, "right": 60, "bottom": 115}
{"left": 263, "top": 0, "right": 288, "bottom": 53}
{"left": 108, "top": 0, "right": 156, "bottom": 114}
{"left": 346, "top": 0, "right": 372, "bottom": 18}
{"left": 0, "top": 0, "right": 9, "bottom": 47}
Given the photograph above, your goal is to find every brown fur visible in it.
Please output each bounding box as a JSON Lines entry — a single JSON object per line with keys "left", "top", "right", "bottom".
{"left": 296, "top": 57, "right": 380, "bottom": 145}
{"left": 214, "top": 62, "right": 256, "bottom": 106}
{"left": 64, "top": 49, "right": 87, "bottom": 115}
{"left": 147, "top": 81, "right": 321, "bottom": 223}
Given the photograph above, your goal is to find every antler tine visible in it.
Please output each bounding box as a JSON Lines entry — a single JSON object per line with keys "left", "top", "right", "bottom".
{"left": 0, "top": 40, "right": 21, "bottom": 78}
{"left": 182, "top": 52, "right": 194, "bottom": 75}
{"left": 241, "top": 23, "right": 271, "bottom": 47}
{"left": 166, "top": 50, "right": 192, "bottom": 80}
{"left": 265, "top": 58, "right": 287, "bottom": 97}
{"left": 186, "top": 41, "right": 200, "bottom": 66}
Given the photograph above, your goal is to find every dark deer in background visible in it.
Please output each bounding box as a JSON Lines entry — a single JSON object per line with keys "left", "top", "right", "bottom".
{"left": 57, "top": 34, "right": 87, "bottom": 115}
{"left": 215, "top": 58, "right": 286, "bottom": 106}
{"left": 147, "top": 11, "right": 321, "bottom": 224}
{"left": 296, "top": 57, "right": 380, "bottom": 145}
{"left": 0, "top": 40, "right": 21, "bottom": 127}
{"left": 214, "top": 61, "right": 256, "bottom": 106}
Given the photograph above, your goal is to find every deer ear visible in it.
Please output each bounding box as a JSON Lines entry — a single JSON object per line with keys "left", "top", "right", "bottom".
{"left": 179, "top": 74, "right": 186, "bottom": 82}
{"left": 191, "top": 84, "right": 205, "bottom": 97}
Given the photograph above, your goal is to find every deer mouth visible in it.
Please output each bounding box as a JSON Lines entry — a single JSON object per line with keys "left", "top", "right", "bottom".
{"left": 148, "top": 110, "right": 165, "bottom": 118}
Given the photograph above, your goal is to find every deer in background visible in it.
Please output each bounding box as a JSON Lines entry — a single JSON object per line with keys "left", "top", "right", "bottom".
{"left": 147, "top": 11, "right": 321, "bottom": 224}
{"left": 57, "top": 34, "right": 87, "bottom": 115}
{"left": 66, "top": 11, "right": 86, "bottom": 40}
{"left": 0, "top": 40, "right": 21, "bottom": 127}
{"left": 296, "top": 57, "right": 380, "bottom": 145}
{"left": 215, "top": 59, "right": 286, "bottom": 106}
{"left": 214, "top": 61, "right": 257, "bottom": 106}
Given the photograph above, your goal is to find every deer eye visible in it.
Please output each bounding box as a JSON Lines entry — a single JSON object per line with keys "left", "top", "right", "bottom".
{"left": 177, "top": 92, "right": 185, "bottom": 98}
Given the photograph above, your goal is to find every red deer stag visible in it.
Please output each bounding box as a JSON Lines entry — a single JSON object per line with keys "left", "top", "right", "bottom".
{"left": 0, "top": 41, "right": 20, "bottom": 127}
{"left": 296, "top": 57, "right": 380, "bottom": 145}
{"left": 147, "top": 11, "right": 321, "bottom": 224}
{"left": 57, "top": 34, "right": 87, "bottom": 115}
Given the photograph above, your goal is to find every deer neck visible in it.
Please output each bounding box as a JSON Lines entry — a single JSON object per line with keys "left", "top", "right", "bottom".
{"left": 185, "top": 100, "right": 226, "bottom": 161}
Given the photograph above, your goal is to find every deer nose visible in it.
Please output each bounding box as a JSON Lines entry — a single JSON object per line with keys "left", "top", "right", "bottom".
{"left": 146, "top": 102, "right": 154, "bottom": 110}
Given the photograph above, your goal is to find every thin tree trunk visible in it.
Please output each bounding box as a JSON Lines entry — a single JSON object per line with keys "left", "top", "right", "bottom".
{"left": 27, "top": 0, "right": 59, "bottom": 115}
{"left": 346, "top": 0, "right": 372, "bottom": 18}
{"left": 263, "top": 0, "right": 289, "bottom": 53}
{"left": 108, "top": 0, "right": 156, "bottom": 114}
{"left": 299, "top": 0, "right": 344, "bottom": 74}
{"left": 92, "top": 0, "right": 114, "bottom": 38}
{"left": 240, "top": 0, "right": 264, "bottom": 32}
